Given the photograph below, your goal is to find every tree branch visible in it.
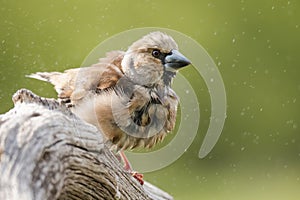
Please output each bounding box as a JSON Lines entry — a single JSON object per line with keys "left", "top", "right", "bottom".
{"left": 0, "top": 89, "right": 173, "bottom": 200}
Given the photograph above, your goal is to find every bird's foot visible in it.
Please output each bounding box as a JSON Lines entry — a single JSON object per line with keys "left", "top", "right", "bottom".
{"left": 131, "top": 171, "right": 144, "bottom": 185}
{"left": 117, "top": 151, "right": 144, "bottom": 185}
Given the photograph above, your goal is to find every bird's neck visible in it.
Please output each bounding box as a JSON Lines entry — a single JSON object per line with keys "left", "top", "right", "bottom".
{"left": 163, "top": 70, "right": 176, "bottom": 86}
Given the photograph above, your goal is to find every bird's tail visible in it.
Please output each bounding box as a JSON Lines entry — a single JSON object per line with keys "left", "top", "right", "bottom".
{"left": 26, "top": 71, "right": 75, "bottom": 99}
{"left": 26, "top": 72, "right": 63, "bottom": 84}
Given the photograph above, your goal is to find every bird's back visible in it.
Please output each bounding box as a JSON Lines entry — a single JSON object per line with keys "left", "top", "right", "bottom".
{"left": 28, "top": 51, "right": 125, "bottom": 104}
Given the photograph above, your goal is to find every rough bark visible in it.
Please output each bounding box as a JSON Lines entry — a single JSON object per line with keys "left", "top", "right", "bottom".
{"left": 0, "top": 89, "right": 173, "bottom": 200}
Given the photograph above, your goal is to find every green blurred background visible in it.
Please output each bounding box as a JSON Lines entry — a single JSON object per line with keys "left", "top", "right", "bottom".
{"left": 1, "top": 0, "right": 300, "bottom": 199}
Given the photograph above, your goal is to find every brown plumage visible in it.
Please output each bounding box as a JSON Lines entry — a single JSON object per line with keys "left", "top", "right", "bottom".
{"left": 28, "top": 32, "right": 191, "bottom": 150}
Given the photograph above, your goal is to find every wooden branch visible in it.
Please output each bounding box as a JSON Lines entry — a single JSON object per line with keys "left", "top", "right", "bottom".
{"left": 0, "top": 89, "right": 173, "bottom": 200}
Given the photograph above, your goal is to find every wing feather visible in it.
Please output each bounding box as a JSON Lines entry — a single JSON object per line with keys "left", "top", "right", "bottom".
{"left": 27, "top": 51, "right": 125, "bottom": 103}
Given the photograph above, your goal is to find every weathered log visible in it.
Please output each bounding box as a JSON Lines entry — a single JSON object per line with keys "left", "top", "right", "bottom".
{"left": 0, "top": 89, "right": 173, "bottom": 200}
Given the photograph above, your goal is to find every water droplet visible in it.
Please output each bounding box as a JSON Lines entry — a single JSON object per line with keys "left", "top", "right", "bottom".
{"left": 267, "top": 156, "right": 272, "bottom": 161}
{"left": 293, "top": 124, "right": 297, "bottom": 129}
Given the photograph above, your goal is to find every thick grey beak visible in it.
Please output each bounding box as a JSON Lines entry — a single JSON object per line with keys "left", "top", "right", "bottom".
{"left": 164, "top": 50, "right": 191, "bottom": 71}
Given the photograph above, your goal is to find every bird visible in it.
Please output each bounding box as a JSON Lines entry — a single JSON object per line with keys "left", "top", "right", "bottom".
{"left": 28, "top": 32, "right": 191, "bottom": 183}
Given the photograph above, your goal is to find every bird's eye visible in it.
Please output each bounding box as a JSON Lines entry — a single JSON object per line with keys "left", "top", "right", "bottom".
{"left": 152, "top": 49, "right": 161, "bottom": 58}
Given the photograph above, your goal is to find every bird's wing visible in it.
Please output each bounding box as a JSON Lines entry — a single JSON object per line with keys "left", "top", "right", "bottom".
{"left": 27, "top": 50, "right": 125, "bottom": 103}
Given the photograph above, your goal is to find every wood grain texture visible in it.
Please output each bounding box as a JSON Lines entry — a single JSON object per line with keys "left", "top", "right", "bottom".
{"left": 0, "top": 89, "right": 173, "bottom": 200}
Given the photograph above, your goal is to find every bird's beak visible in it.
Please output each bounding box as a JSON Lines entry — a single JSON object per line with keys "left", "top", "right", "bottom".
{"left": 164, "top": 50, "right": 191, "bottom": 71}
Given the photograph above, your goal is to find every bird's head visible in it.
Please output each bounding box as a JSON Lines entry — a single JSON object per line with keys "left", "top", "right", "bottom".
{"left": 121, "top": 32, "right": 191, "bottom": 87}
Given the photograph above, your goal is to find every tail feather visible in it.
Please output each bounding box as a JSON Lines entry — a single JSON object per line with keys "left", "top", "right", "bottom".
{"left": 26, "top": 72, "right": 63, "bottom": 83}
{"left": 27, "top": 71, "right": 73, "bottom": 99}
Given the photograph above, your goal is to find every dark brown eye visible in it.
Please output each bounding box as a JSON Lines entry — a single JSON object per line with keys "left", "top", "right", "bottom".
{"left": 152, "top": 49, "right": 161, "bottom": 58}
